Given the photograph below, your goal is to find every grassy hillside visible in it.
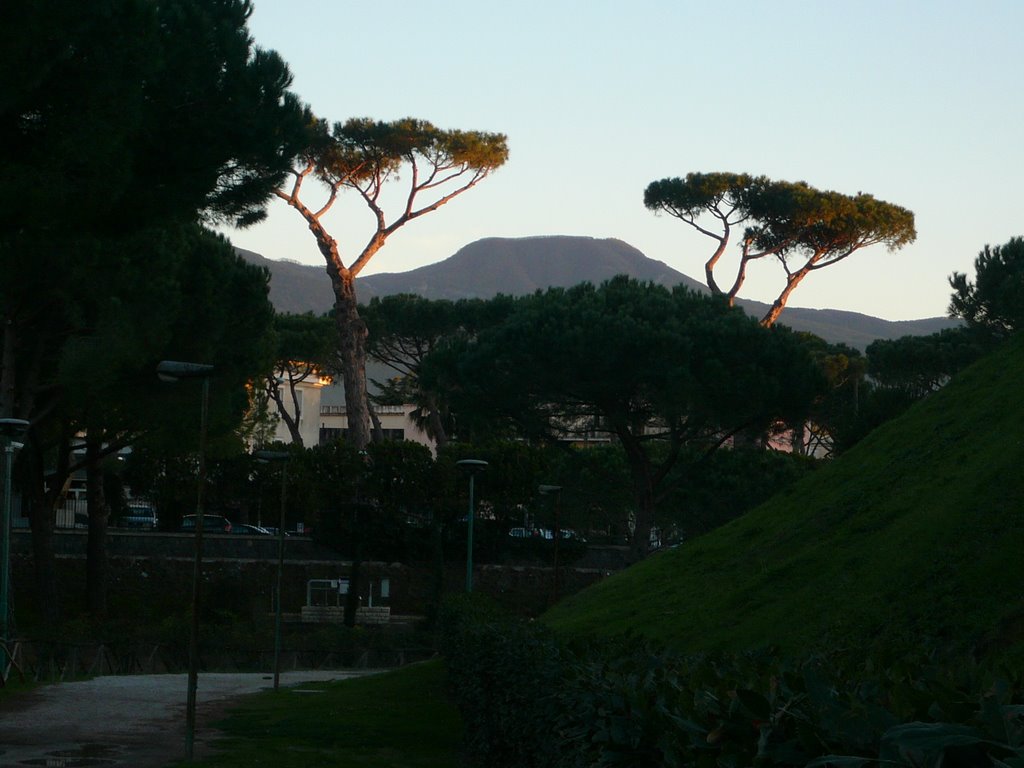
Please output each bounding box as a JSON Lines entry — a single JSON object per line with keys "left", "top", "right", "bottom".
{"left": 545, "top": 333, "right": 1024, "bottom": 662}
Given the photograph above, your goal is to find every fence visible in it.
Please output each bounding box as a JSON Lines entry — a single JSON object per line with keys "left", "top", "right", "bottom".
{"left": 0, "top": 639, "right": 435, "bottom": 685}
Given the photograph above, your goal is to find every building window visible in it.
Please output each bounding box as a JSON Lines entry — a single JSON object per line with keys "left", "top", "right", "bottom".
{"left": 319, "top": 427, "right": 405, "bottom": 445}
{"left": 319, "top": 427, "right": 347, "bottom": 445}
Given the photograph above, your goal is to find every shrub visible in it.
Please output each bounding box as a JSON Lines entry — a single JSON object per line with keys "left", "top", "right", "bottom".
{"left": 439, "top": 600, "right": 1024, "bottom": 768}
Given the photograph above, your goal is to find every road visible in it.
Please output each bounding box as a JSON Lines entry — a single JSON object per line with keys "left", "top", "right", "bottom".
{"left": 0, "top": 670, "right": 375, "bottom": 767}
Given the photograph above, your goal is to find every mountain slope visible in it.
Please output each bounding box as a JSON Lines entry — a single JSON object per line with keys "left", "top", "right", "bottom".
{"left": 358, "top": 236, "right": 705, "bottom": 300}
{"left": 543, "top": 333, "right": 1024, "bottom": 660}
{"left": 238, "top": 236, "right": 958, "bottom": 348}
{"left": 235, "top": 248, "right": 335, "bottom": 315}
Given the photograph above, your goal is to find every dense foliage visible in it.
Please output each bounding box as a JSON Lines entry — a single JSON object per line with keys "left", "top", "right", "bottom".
{"left": 426, "top": 277, "right": 822, "bottom": 559}
{"left": 362, "top": 293, "right": 517, "bottom": 446}
{"left": 949, "top": 236, "right": 1024, "bottom": 338}
{"left": 0, "top": 0, "right": 308, "bottom": 620}
{"left": 441, "top": 598, "right": 1024, "bottom": 768}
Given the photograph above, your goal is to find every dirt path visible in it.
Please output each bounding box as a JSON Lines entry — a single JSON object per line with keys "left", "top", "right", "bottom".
{"left": 0, "top": 670, "right": 376, "bottom": 767}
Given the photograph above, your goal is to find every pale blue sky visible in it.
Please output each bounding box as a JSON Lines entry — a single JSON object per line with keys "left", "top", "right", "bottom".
{"left": 223, "top": 0, "right": 1023, "bottom": 321}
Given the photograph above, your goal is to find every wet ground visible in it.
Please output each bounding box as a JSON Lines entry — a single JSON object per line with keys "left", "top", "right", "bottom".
{"left": 0, "top": 670, "right": 375, "bottom": 767}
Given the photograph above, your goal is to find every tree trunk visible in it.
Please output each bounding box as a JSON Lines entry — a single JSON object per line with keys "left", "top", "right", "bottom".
{"left": 427, "top": 508, "right": 445, "bottom": 627}
{"left": 25, "top": 445, "right": 59, "bottom": 626}
{"left": 368, "top": 401, "right": 384, "bottom": 444}
{"left": 425, "top": 393, "right": 449, "bottom": 447}
{"left": 85, "top": 437, "right": 108, "bottom": 617}
{"left": 343, "top": 502, "right": 363, "bottom": 628}
{"left": 268, "top": 376, "right": 304, "bottom": 448}
{"left": 343, "top": 556, "right": 362, "bottom": 628}
{"left": 332, "top": 273, "right": 371, "bottom": 449}
{"left": 761, "top": 265, "right": 813, "bottom": 327}
{"left": 618, "top": 432, "right": 657, "bottom": 563}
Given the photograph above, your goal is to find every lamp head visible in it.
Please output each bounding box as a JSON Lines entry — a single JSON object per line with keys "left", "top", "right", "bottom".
{"left": 157, "top": 360, "right": 214, "bottom": 381}
{"left": 254, "top": 450, "right": 290, "bottom": 464}
{"left": 0, "top": 418, "right": 30, "bottom": 439}
{"left": 456, "top": 459, "right": 488, "bottom": 474}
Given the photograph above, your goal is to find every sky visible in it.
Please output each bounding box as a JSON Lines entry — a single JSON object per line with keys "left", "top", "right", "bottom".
{"left": 222, "top": 0, "right": 1024, "bottom": 322}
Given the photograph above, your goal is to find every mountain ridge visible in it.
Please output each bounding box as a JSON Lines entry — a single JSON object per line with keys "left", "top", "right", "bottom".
{"left": 237, "top": 235, "right": 957, "bottom": 348}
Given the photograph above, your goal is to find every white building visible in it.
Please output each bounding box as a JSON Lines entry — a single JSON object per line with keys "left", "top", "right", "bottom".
{"left": 263, "top": 361, "right": 434, "bottom": 453}
{"left": 264, "top": 369, "right": 332, "bottom": 448}
{"left": 318, "top": 388, "right": 435, "bottom": 455}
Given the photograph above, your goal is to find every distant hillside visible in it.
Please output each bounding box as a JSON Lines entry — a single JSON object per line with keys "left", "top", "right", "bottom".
{"left": 238, "top": 236, "right": 958, "bottom": 348}
{"left": 358, "top": 236, "right": 706, "bottom": 300}
{"left": 236, "top": 248, "right": 334, "bottom": 315}
{"left": 543, "top": 333, "right": 1024, "bottom": 661}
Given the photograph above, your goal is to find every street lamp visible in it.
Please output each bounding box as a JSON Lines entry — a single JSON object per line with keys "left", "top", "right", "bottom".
{"left": 539, "top": 484, "right": 563, "bottom": 603}
{"left": 1, "top": 418, "right": 29, "bottom": 664}
{"left": 254, "top": 449, "right": 289, "bottom": 692}
{"left": 456, "top": 459, "right": 488, "bottom": 593}
{"left": 157, "top": 360, "right": 213, "bottom": 762}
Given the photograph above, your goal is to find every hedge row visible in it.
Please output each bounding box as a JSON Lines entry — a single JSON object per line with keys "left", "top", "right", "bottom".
{"left": 439, "top": 597, "right": 1024, "bottom": 768}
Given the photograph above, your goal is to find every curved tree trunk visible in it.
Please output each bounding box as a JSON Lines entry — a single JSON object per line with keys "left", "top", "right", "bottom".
{"left": 265, "top": 373, "right": 305, "bottom": 447}
{"left": 761, "top": 264, "right": 814, "bottom": 327}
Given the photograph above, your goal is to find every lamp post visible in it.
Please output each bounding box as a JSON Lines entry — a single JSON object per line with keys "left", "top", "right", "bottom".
{"left": 456, "top": 459, "right": 488, "bottom": 593}
{"left": 157, "top": 360, "right": 213, "bottom": 762}
{"left": 254, "top": 450, "right": 289, "bottom": 692}
{"left": 1, "top": 418, "right": 29, "bottom": 662}
{"left": 538, "top": 484, "right": 563, "bottom": 603}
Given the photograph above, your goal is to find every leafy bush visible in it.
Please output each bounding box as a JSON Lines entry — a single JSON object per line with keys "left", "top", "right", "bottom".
{"left": 440, "top": 600, "right": 1024, "bottom": 768}
{"left": 440, "top": 594, "right": 570, "bottom": 766}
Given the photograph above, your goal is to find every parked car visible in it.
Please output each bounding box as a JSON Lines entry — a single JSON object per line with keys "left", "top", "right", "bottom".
{"left": 232, "top": 523, "right": 271, "bottom": 535}
{"left": 558, "top": 529, "right": 586, "bottom": 542}
{"left": 179, "top": 514, "right": 232, "bottom": 533}
{"left": 118, "top": 505, "right": 158, "bottom": 530}
{"left": 509, "top": 526, "right": 586, "bottom": 542}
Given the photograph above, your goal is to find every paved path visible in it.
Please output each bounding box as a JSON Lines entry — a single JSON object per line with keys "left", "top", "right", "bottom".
{"left": 0, "top": 670, "right": 376, "bottom": 767}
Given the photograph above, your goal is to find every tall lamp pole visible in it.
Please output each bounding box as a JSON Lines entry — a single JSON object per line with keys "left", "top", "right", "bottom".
{"left": 254, "top": 450, "right": 289, "bottom": 692}
{"left": 157, "top": 361, "right": 214, "bottom": 762}
{"left": 1, "top": 418, "right": 29, "bottom": 664}
{"left": 456, "top": 459, "right": 488, "bottom": 593}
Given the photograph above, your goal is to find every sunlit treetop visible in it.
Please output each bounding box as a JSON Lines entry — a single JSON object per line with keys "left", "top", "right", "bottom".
{"left": 644, "top": 172, "right": 916, "bottom": 326}
{"left": 280, "top": 116, "right": 509, "bottom": 278}
{"left": 742, "top": 181, "right": 916, "bottom": 264}
{"left": 310, "top": 117, "right": 509, "bottom": 197}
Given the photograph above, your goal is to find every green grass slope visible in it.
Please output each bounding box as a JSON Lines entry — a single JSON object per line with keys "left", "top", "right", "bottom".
{"left": 545, "top": 334, "right": 1024, "bottom": 661}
